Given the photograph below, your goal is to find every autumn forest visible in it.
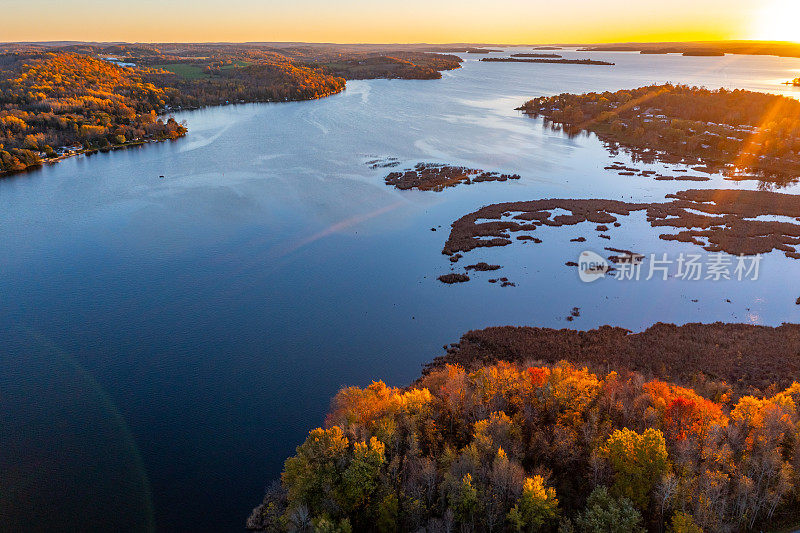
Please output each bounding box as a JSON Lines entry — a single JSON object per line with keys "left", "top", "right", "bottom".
{"left": 249, "top": 358, "right": 800, "bottom": 532}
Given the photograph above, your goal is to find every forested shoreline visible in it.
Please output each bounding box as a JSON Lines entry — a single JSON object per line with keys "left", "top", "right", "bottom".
{"left": 519, "top": 84, "right": 800, "bottom": 183}
{"left": 248, "top": 322, "right": 800, "bottom": 532}
{"left": 0, "top": 52, "right": 190, "bottom": 173}
{"left": 425, "top": 322, "right": 800, "bottom": 396}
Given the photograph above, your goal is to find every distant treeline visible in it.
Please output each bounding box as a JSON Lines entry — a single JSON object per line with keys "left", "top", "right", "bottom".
{"left": 577, "top": 41, "right": 800, "bottom": 58}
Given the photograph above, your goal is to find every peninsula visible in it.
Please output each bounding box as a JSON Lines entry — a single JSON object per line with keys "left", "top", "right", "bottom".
{"left": 519, "top": 84, "right": 800, "bottom": 183}
{"left": 249, "top": 322, "right": 800, "bottom": 532}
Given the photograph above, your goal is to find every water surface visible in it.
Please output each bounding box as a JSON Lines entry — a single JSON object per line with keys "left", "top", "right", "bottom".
{"left": 2, "top": 49, "right": 800, "bottom": 531}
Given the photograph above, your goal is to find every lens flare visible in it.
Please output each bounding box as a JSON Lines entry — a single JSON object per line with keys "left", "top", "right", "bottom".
{"left": 752, "top": 0, "right": 800, "bottom": 42}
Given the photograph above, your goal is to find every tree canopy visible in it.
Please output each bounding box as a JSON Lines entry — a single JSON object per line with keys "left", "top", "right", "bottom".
{"left": 249, "top": 361, "right": 800, "bottom": 532}
{"left": 0, "top": 52, "right": 186, "bottom": 172}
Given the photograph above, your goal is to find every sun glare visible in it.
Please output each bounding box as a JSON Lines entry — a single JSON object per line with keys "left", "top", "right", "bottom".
{"left": 753, "top": 0, "right": 800, "bottom": 42}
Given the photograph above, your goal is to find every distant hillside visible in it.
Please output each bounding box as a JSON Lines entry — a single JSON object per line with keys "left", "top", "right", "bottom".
{"left": 0, "top": 43, "right": 463, "bottom": 174}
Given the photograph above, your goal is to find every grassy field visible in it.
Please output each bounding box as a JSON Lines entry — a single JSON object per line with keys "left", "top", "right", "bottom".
{"left": 153, "top": 63, "right": 210, "bottom": 79}
{"left": 219, "top": 60, "right": 251, "bottom": 70}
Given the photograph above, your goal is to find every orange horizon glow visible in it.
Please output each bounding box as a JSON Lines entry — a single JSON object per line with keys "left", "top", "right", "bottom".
{"left": 3, "top": 0, "right": 800, "bottom": 45}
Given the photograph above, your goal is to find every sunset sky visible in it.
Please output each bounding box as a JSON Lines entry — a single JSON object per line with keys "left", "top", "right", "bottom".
{"left": 5, "top": 0, "right": 800, "bottom": 43}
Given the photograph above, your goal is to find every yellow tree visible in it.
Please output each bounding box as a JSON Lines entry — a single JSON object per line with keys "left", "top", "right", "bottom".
{"left": 603, "top": 428, "right": 670, "bottom": 509}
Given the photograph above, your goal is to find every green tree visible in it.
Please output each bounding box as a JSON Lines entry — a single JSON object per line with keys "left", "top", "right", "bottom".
{"left": 450, "top": 473, "right": 479, "bottom": 528}
{"left": 507, "top": 475, "right": 559, "bottom": 532}
{"left": 574, "top": 487, "right": 644, "bottom": 533}
{"left": 339, "top": 437, "right": 385, "bottom": 513}
{"left": 375, "top": 493, "right": 398, "bottom": 533}
{"left": 311, "top": 516, "right": 352, "bottom": 533}
{"left": 282, "top": 429, "right": 385, "bottom": 525}
{"left": 282, "top": 427, "right": 349, "bottom": 517}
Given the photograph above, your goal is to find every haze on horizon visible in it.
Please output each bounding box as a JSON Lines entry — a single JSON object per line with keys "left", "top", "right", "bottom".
{"left": 5, "top": 0, "right": 800, "bottom": 45}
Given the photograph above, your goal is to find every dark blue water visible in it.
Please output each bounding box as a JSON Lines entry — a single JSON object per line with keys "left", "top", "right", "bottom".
{"left": 2, "top": 49, "right": 800, "bottom": 531}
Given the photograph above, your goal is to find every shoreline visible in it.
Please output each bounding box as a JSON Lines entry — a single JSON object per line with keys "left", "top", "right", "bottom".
{"left": 0, "top": 136, "right": 185, "bottom": 178}
{"left": 0, "top": 86, "right": 349, "bottom": 179}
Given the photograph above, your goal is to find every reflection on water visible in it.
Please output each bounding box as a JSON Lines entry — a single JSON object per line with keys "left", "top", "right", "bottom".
{"left": 2, "top": 49, "right": 800, "bottom": 531}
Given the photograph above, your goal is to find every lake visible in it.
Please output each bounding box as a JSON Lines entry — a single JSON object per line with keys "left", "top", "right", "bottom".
{"left": 2, "top": 49, "right": 800, "bottom": 531}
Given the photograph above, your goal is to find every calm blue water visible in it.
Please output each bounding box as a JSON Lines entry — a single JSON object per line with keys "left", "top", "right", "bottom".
{"left": 2, "top": 49, "right": 800, "bottom": 531}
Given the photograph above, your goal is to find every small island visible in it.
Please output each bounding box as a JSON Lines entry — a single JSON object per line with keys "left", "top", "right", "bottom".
{"left": 382, "top": 162, "right": 521, "bottom": 191}
{"left": 437, "top": 273, "right": 470, "bottom": 284}
{"left": 510, "top": 53, "right": 562, "bottom": 58}
{"left": 604, "top": 163, "right": 710, "bottom": 181}
{"left": 481, "top": 57, "right": 614, "bottom": 65}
